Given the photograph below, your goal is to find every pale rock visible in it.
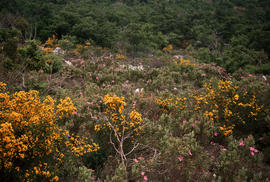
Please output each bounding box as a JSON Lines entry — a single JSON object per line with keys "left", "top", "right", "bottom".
{"left": 53, "top": 47, "right": 65, "bottom": 55}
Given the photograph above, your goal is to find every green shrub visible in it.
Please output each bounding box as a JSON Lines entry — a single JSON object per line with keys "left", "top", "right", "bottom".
{"left": 77, "top": 166, "right": 95, "bottom": 182}
{"left": 18, "top": 40, "right": 45, "bottom": 71}
{"left": 58, "top": 35, "right": 77, "bottom": 51}
{"left": 3, "top": 38, "right": 18, "bottom": 60}
{"left": 43, "top": 54, "right": 63, "bottom": 74}
{"left": 2, "top": 57, "right": 16, "bottom": 70}
{"left": 214, "top": 136, "right": 264, "bottom": 181}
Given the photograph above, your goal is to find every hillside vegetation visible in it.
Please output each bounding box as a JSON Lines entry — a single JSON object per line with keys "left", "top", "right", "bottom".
{"left": 1, "top": 0, "right": 270, "bottom": 181}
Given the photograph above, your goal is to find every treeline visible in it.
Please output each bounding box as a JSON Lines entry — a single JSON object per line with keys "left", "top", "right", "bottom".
{"left": 1, "top": 0, "right": 270, "bottom": 73}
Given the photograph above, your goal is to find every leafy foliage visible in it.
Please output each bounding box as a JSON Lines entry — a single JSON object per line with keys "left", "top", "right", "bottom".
{"left": 1, "top": 0, "right": 270, "bottom": 181}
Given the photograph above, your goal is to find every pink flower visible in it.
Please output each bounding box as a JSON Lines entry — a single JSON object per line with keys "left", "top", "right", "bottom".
{"left": 134, "top": 159, "right": 138, "bottom": 163}
{"left": 188, "top": 150, "right": 192, "bottom": 156}
{"left": 73, "top": 111, "right": 77, "bottom": 115}
{"left": 214, "top": 132, "right": 218, "bottom": 136}
{"left": 250, "top": 147, "right": 259, "bottom": 153}
{"left": 192, "top": 124, "right": 195, "bottom": 128}
{"left": 248, "top": 74, "right": 253, "bottom": 77}
{"left": 80, "top": 92, "right": 83, "bottom": 95}
{"left": 251, "top": 152, "right": 255, "bottom": 156}
{"left": 96, "top": 76, "right": 99, "bottom": 80}
{"left": 239, "top": 140, "right": 244, "bottom": 146}
{"left": 210, "top": 142, "right": 216, "bottom": 145}
{"left": 78, "top": 113, "right": 81, "bottom": 117}
{"left": 138, "top": 157, "right": 143, "bottom": 160}
{"left": 141, "top": 172, "right": 145, "bottom": 176}
{"left": 195, "top": 120, "right": 200, "bottom": 124}
{"left": 259, "top": 137, "right": 263, "bottom": 141}
{"left": 201, "top": 73, "right": 206, "bottom": 77}
{"left": 170, "top": 132, "right": 173, "bottom": 137}
{"left": 144, "top": 176, "right": 148, "bottom": 181}
{"left": 202, "top": 169, "right": 206, "bottom": 173}
{"left": 183, "top": 120, "right": 187, "bottom": 125}
{"left": 141, "top": 165, "right": 145, "bottom": 168}
{"left": 178, "top": 156, "right": 183, "bottom": 162}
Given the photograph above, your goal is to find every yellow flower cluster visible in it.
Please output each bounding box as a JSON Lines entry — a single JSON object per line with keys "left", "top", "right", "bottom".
{"left": 42, "top": 35, "right": 58, "bottom": 54}
{"left": 116, "top": 54, "right": 126, "bottom": 60}
{"left": 219, "top": 125, "right": 235, "bottom": 136}
{"left": 0, "top": 82, "right": 99, "bottom": 181}
{"left": 163, "top": 44, "right": 173, "bottom": 52}
{"left": 46, "top": 35, "right": 57, "bottom": 47}
{"left": 174, "top": 57, "right": 196, "bottom": 67}
{"left": 66, "top": 136, "right": 99, "bottom": 157}
{"left": 155, "top": 97, "right": 186, "bottom": 114}
{"left": 23, "top": 162, "right": 57, "bottom": 181}
{"left": 104, "top": 94, "right": 126, "bottom": 114}
{"left": 193, "top": 80, "right": 263, "bottom": 136}
{"left": 0, "top": 81, "right": 7, "bottom": 91}
{"left": 56, "top": 97, "right": 77, "bottom": 119}
{"left": 73, "top": 42, "right": 90, "bottom": 55}
{"left": 42, "top": 47, "right": 53, "bottom": 53}
{"left": 95, "top": 94, "right": 143, "bottom": 136}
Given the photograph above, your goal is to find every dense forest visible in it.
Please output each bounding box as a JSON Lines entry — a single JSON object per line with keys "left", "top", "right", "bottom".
{"left": 1, "top": 0, "right": 270, "bottom": 181}
{"left": 1, "top": 0, "right": 270, "bottom": 72}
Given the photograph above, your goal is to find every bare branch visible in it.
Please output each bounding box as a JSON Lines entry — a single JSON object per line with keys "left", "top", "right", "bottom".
{"left": 109, "top": 131, "right": 121, "bottom": 155}
{"left": 107, "top": 121, "right": 121, "bottom": 143}
{"left": 126, "top": 142, "right": 139, "bottom": 156}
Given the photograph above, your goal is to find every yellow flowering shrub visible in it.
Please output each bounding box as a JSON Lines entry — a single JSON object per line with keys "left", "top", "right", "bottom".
{"left": 95, "top": 94, "right": 143, "bottom": 167}
{"left": 95, "top": 94, "right": 143, "bottom": 136}
{"left": 192, "top": 80, "right": 263, "bottom": 136}
{"left": 155, "top": 80, "right": 263, "bottom": 136}
{"left": 174, "top": 57, "right": 197, "bottom": 67}
{"left": 0, "top": 82, "right": 99, "bottom": 181}
{"left": 42, "top": 35, "right": 58, "bottom": 54}
{"left": 163, "top": 44, "right": 173, "bottom": 52}
{"left": 155, "top": 96, "right": 186, "bottom": 114}
{"left": 41, "top": 35, "right": 59, "bottom": 64}
{"left": 116, "top": 54, "right": 126, "bottom": 60}
{"left": 42, "top": 47, "right": 53, "bottom": 54}
{"left": 0, "top": 82, "right": 7, "bottom": 91}
{"left": 73, "top": 42, "right": 91, "bottom": 55}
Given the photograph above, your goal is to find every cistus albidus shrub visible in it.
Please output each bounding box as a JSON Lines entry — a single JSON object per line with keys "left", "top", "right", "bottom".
{"left": 0, "top": 82, "right": 99, "bottom": 182}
